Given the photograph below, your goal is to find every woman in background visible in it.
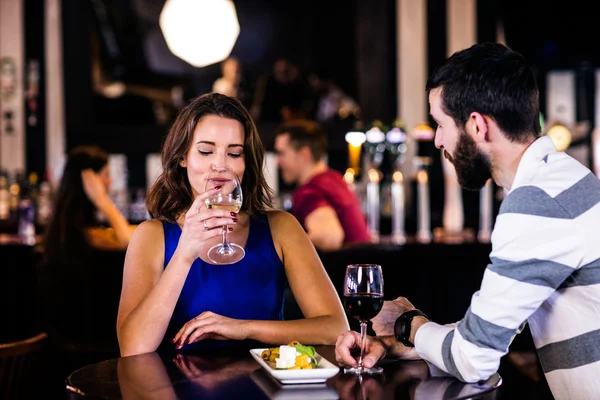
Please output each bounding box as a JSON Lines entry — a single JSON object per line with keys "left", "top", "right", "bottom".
{"left": 39, "top": 145, "right": 137, "bottom": 392}
{"left": 212, "top": 56, "right": 250, "bottom": 107}
{"left": 43, "top": 144, "right": 136, "bottom": 260}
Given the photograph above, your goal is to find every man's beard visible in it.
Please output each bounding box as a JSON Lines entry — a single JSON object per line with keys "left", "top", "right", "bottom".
{"left": 445, "top": 131, "right": 492, "bottom": 191}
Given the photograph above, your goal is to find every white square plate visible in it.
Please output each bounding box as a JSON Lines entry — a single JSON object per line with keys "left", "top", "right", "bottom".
{"left": 249, "top": 348, "right": 340, "bottom": 384}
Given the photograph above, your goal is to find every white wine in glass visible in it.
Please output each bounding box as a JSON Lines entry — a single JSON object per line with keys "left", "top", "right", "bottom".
{"left": 204, "top": 167, "right": 245, "bottom": 264}
{"left": 205, "top": 198, "right": 242, "bottom": 213}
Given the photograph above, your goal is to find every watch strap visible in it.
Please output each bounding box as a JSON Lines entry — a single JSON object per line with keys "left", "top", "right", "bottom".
{"left": 394, "top": 309, "right": 429, "bottom": 347}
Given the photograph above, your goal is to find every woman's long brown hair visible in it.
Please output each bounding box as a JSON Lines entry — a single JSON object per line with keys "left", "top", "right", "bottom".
{"left": 146, "top": 93, "right": 273, "bottom": 221}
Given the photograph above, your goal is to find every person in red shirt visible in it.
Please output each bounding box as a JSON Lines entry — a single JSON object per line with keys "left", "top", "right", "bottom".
{"left": 274, "top": 120, "right": 370, "bottom": 251}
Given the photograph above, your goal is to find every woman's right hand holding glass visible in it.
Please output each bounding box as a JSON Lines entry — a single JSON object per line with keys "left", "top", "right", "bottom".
{"left": 175, "top": 187, "right": 238, "bottom": 263}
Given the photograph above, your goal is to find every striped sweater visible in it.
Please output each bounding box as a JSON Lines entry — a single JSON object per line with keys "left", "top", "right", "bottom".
{"left": 415, "top": 136, "right": 600, "bottom": 400}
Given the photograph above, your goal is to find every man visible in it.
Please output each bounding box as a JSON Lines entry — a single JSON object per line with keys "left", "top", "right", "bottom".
{"left": 274, "top": 119, "right": 370, "bottom": 251}
{"left": 335, "top": 42, "right": 600, "bottom": 400}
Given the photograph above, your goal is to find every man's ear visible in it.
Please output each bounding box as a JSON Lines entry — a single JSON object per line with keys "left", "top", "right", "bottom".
{"left": 469, "top": 112, "right": 489, "bottom": 144}
{"left": 300, "top": 145, "right": 313, "bottom": 162}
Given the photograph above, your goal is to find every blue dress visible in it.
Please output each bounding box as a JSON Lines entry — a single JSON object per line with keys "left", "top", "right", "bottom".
{"left": 160, "top": 214, "right": 285, "bottom": 350}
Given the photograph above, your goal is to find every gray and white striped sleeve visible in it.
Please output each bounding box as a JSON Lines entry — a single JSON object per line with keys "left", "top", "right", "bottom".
{"left": 413, "top": 185, "right": 586, "bottom": 382}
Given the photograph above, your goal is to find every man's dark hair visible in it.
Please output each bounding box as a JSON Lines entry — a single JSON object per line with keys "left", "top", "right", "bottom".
{"left": 426, "top": 42, "right": 541, "bottom": 143}
{"left": 275, "top": 119, "right": 327, "bottom": 162}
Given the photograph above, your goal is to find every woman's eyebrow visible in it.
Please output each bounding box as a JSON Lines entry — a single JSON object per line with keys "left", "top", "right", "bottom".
{"left": 195, "top": 141, "right": 243, "bottom": 148}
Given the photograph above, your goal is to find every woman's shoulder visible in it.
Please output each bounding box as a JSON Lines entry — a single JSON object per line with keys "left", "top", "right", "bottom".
{"left": 265, "top": 209, "right": 300, "bottom": 229}
{"left": 124, "top": 219, "right": 167, "bottom": 265}
{"left": 265, "top": 210, "right": 307, "bottom": 243}
{"left": 135, "top": 218, "right": 164, "bottom": 231}
{"left": 128, "top": 219, "right": 165, "bottom": 245}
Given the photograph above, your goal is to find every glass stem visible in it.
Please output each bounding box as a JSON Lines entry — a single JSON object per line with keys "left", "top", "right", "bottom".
{"left": 222, "top": 224, "right": 231, "bottom": 249}
{"left": 358, "top": 321, "right": 367, "bottom": 370}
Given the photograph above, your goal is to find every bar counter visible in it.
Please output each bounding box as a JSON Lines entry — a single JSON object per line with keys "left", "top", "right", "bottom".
{"left": 65, "top": 345, "right": 502, "bottom": 399}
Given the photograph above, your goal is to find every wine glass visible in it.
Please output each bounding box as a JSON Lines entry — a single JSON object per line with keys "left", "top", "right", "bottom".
{"left": 204, "top": 167, "right": 244, "bottom": 264}
{"left": 343, "top": 264, "right": 384, "bottom": 375}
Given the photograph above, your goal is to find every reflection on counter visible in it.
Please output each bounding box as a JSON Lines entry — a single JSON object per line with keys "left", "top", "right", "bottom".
{"left": 250, "top": 369, "right": 339, "bottom": 400}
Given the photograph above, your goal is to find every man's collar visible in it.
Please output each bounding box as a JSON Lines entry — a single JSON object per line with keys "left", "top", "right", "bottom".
{"left": 509, "top": 136, "right": 556, "bottom": 193}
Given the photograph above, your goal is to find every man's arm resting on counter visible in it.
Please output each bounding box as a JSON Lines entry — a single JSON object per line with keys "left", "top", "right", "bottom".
{"left": 382, "top": 187, "right": 588, "bottom": 383}
{"left": 305, "top": 206, "right": 345, "bottom": 251}
{"left": 404, "top": 248, "right": 581, "bottom": 381}
{"left": 377, "top": 316, "right": 431, "bottom": 362}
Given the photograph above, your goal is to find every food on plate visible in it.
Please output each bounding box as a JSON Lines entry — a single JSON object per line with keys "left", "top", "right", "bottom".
{"left": 260, "top": 341, "right": 318, "bottom": 370}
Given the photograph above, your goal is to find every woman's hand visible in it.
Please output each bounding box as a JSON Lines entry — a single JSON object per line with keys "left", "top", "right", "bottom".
{"left": 175, "top": 188, "right": 238, "bottom": 263}
{"left": 172, "top": 311, "right": 250, "bottom": 349}
{"left": 81, "top": 169, "right": 110, "bottom": 207}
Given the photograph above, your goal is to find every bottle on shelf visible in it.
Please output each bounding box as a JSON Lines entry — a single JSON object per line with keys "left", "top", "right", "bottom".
{"left": 36, "top": 181, "right": 53, "bottom": 226}
{"left": 27, "top": 172, "right": 40, "bottom": 208}
{"left": 18, "top": 185, "right": 36, "bottom": 245}
{"left": 8, "top": 173, "right": 21, "bottom": 223}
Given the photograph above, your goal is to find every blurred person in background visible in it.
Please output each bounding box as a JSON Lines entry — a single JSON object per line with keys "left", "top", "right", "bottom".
{"left": 308, "top": 71, "right": 360, "bottom": 123}
{"left": 250, "top": 58, "right": 307, "bottom": 124}
{"left": 116, "top": 93, "right": 348, "bottom": 356}
{"left": 274, "top": 119, "right": 370, "bottom": 251}
{"left": 280, "top": 95, "right": 308, "bottom": 123}
{"left": 43, "top": 144, "right": 136, "bottom": 259}
{"left": 212, "top": 56, "right": 250, "bottom": 107}
{"left": 38, "top": 144, "right": 137, "bottom": 393}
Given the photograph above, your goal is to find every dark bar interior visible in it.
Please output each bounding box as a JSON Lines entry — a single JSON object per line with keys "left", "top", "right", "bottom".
{"left": 1, "top": 1, "right": 599, "bottom": 399}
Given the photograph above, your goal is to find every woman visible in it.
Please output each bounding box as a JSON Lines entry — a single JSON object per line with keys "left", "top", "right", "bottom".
{"left": 43, "top": 145, "right": 136, "bottom": 262}
{"left": 39, "top": 145, "right": 137, "bottom": 386}
{"left": 116, "top": 93, "right": 348, "bottom": 356}
{"left": 212, "top": 57, "right": 251, "bottom": 109}
{"left": 212, "top": 57, "right": 241, "bottom": 99}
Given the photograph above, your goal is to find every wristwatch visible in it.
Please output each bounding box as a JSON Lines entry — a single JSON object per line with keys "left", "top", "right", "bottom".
{"left": 394, "top": 309, "right": 429, "bottom": 347}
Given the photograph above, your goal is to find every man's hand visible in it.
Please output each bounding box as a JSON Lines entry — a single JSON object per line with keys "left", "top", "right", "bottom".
{"left": 335, "top": 331, "right": 386, "bottom": 369}
{"left": 371, "top": 297, "right": 417, "bottom": 336}
{"left": 378, "top": 335, "right": 422, "bottom": 361}
{"left": 335, "top": 331, "right": 422, "bottom": 368}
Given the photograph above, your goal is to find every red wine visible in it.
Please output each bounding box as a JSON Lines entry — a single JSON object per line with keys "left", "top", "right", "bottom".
{"left": 343, "top": 293, "right": 384, "bottom": 321}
